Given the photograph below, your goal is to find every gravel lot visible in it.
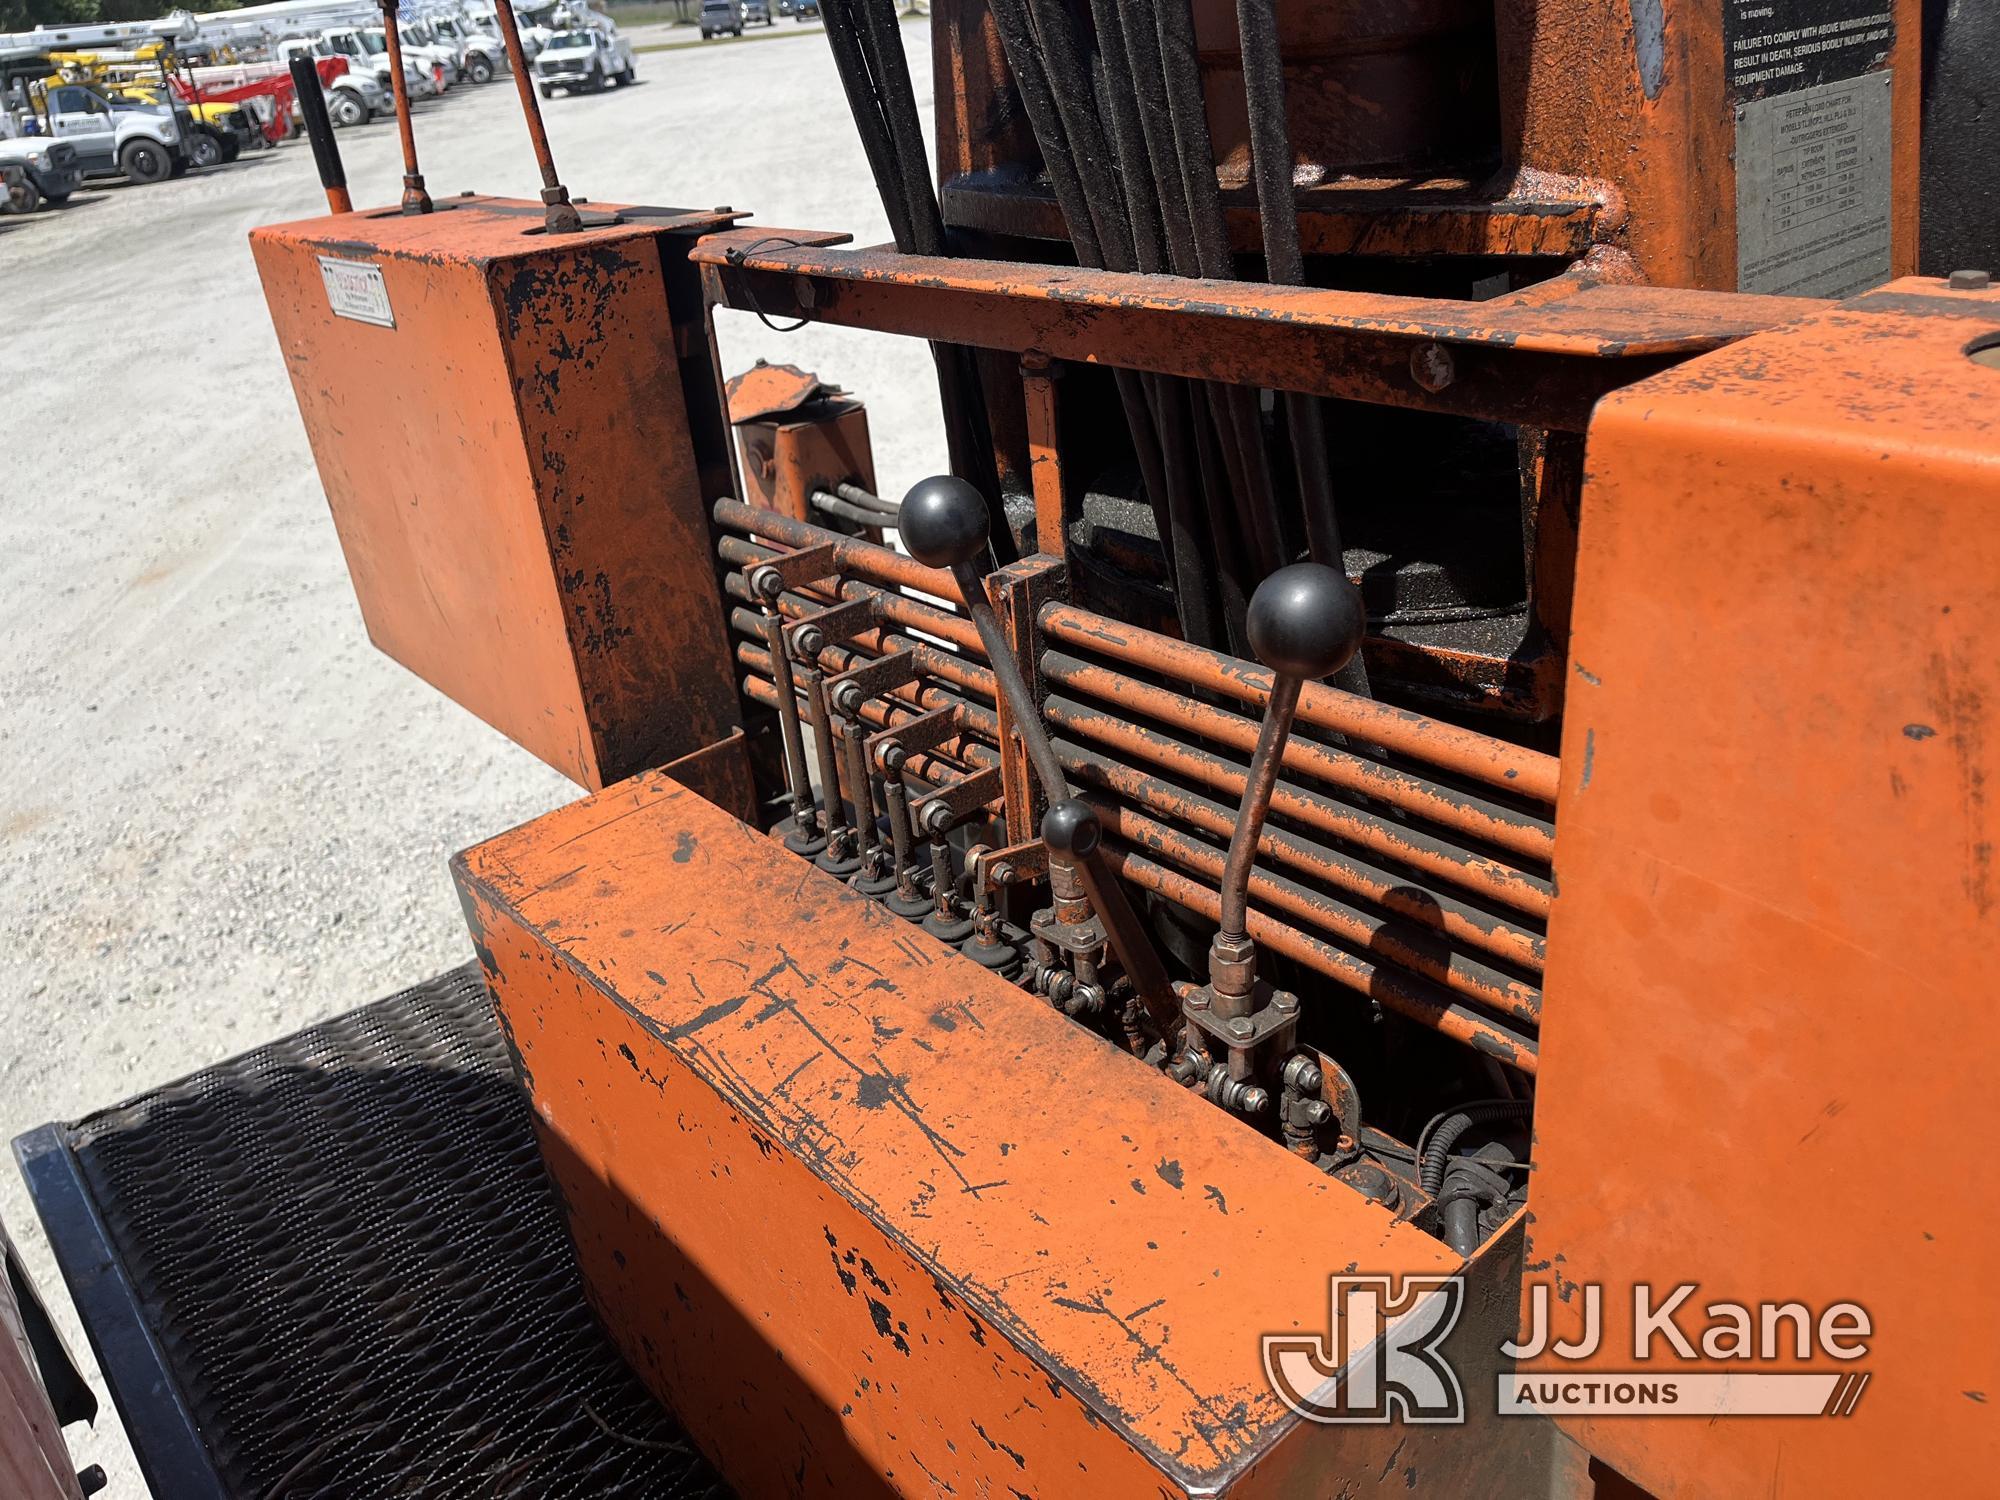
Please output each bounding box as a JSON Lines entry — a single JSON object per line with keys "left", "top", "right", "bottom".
{"left": 0, "top": 25, "right": 936, "bottom": 1492}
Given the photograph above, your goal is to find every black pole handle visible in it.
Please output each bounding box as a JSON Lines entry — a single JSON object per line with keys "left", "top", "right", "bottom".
{"left": 289, "top": 57, "right": 349, "bottom": 213}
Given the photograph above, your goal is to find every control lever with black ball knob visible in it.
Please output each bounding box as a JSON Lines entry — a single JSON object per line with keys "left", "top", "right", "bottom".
{"left": 900, "top": 476, "right": 1176, "bottom": 1034}
{"left": 1181, "top": 562, "right": 1366, "bottom": 1111}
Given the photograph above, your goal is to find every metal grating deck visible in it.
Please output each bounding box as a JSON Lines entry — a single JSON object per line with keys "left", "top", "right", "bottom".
{"left": 15, "top": 966, "right": 732, "bottom": 1500}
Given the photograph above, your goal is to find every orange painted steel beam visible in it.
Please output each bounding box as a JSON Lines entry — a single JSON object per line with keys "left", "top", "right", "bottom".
{"left": 693, "top": 232, "right": 1807, "bottom": 428}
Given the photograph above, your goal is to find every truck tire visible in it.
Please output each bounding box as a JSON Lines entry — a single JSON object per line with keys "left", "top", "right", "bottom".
{"left": 617, "top": 65, "right": 634, "bottom": 85}
{"left": 587, "top": 66, "right": 605, "bottom": 93}
{"left": 219, "top": 133, "right": 242, "bottom": 163}
{"left": 328, "top": 91, "right": 367, "bottom": 128}
{"left": 467, "top": 53, "right": 494, "bottom": 84}
{"left": 539, "top": 83, "right": 555, "bottom": 98}
{"left": 7, "top": 177, "right": 40, "bottom": 214}
{"left": 189, "top": 129, "right": 224, "bottom": 169}
{"left": 121, "top": 139, "right": 172, "bottom": 183}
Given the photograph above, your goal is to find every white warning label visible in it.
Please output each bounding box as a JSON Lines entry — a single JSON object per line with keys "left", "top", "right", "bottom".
{"left": 1735, "top": 72, "right": 1893, "bottom": 298}
{"left": 317, "top": 255, "right": 396, "bottom": 329}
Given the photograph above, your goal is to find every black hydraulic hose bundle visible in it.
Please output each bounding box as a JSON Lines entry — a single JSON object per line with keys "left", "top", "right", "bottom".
{"left": 989, "top": 0, "right": 1252, "bottom": 650}
{"left": 820, "top": 0, "right": 1010, "bottom": 558}
{"left": 1233, "top": 0, "right": 1373, "bottom": 700}
{"left": 980, "top": 0, "right": 1204, "bottom": 648}
{"left": 820, "top": 0, "right": 1368, "bottom": 683}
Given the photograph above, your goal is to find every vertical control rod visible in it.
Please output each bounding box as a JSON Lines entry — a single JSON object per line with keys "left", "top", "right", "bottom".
{"left": 489, "top": 0, "right": 583, "bottom": 231}
{"left": 379, "top": 0, "right": 432, "bottom": 214}
{"left": 1209, "top": 563, "right": 1364, "bottom": 1013}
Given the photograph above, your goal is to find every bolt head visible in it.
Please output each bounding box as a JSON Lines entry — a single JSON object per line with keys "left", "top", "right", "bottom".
{"left": 1246, "top": 563, "right": 1366, "bottom": 682}
{"left": 1272, "top": 989, "right": 1299, "bottom": 1014}
{"left": 1948, "top": 269, "right": 1993, "bottom": 292}
{"left": 898, "top": 475, "right": 990, "bottom": 570}
{"left": 1226, "top": 1016, "right": 1256, "bottom": 1040}
{"left": 750, "top": 565, "right": 783, "bottom": 601}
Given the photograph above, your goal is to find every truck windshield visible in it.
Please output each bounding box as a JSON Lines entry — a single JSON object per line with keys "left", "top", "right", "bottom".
{"left": 360, "top": 33, "right": 387, "bottom": 54}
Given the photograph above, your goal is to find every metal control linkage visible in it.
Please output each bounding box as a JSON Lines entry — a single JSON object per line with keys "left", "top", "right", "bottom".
{"left": 789, "top": 623, "right": 861, "bottom": 877}
{"left": 379, "top": 0, "right": 433, "bottom": 215}
{"left": 749, "top": 563, "right": 825, "bottom": 855}
{"left": 899, "top": 476, "right": 1176, "bottom": 1032}
{"left": 488, "top": 0, "right": 583, "bottom": 232}
{"left": 1185, "top": 563, "right": 1365, "bottom": 1101}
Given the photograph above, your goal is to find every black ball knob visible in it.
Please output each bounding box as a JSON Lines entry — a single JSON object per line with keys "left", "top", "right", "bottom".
{"left": 898, "top": 475, "right": 990, "bottom": 570}
{"left": 1040, "top": 799, "right": 1102, "bottom": 858}
{"left": 1246, "top": 562, "right": 1365, "bottom": 681}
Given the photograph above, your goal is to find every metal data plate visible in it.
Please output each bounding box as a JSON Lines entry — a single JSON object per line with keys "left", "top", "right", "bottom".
{"left": 1736, "top": 71, "right": 1894, "bottom": 298}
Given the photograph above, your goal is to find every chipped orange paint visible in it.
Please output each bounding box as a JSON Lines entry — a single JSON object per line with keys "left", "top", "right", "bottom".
{"left": 252, "top": 196, "right": 742, "bottom": 789}
{"left": 693, "top": 235, "right": 1809, "bottom": 435}
{"left": 1530, "top": 278, "right": 2000, "bottom": 1497}
{"left": 452, "top": 772, "right": 1532, "bottom": 1496}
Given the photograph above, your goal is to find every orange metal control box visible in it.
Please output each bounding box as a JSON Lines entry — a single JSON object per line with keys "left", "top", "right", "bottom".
{"left": 251, "top": 197, "right": 744, "bottom": 789}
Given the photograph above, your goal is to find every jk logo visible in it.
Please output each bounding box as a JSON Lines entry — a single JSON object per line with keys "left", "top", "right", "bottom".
{"left": 1262, "top": 1274, "right": 1467, "bottom": 1424}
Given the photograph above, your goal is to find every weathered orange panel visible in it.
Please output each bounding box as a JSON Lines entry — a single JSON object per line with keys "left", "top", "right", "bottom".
{"left": 455, "top": 772, "right": 1574, "bottom": 1496}
{"left": 1530, "top": 278, "right": 2000, "bottom": 1495}
{"left": 1497, "top": 0, "right": 1925, "bottom": 291}
{"left": 251, "top": 197, "right": 741, "bottom": 789}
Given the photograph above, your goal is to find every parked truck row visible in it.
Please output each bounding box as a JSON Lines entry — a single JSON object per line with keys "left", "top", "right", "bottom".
{"left": 0, "top": 1, "right": 626, "bottom": 216}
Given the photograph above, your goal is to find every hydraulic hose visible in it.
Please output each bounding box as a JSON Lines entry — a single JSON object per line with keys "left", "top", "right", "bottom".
{"left": 1418, "top": 1099, "right": 1533, "bottom": 1197}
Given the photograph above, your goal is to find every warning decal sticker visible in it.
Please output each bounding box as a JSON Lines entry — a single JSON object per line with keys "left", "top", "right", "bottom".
{"left": 1725, "top": 1, "right": 1896, "bottom": 98}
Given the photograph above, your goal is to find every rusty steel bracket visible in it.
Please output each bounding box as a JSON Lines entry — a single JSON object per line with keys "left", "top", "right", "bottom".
{"left": 986, "top": 556, "right": 1066, "bottom": 846}
{"left": 865, "top": 704, "right": 960, "bottom": 769}
{"left": 824, "top": 649, "right": 920, "bottom": 719}
{"left": 908, "top": 765, "right": 1004, "bottom": 837}
{"left": 786, "top": 595, "right": 879, "bottom": 660}
{"left": 1020, "top": 353, "right": 1063, "bottom": 550}
{"left": 747, "top": 540, "right": 841, "bottom": 596}
{"left": 985, "top": 837, "right": 1048, "bottom": 888}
